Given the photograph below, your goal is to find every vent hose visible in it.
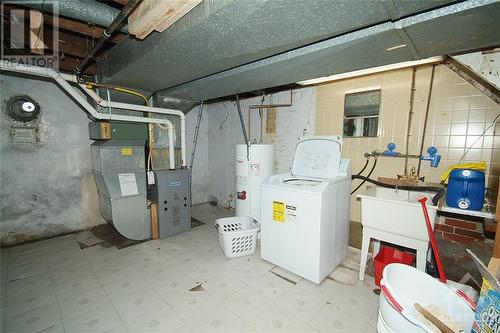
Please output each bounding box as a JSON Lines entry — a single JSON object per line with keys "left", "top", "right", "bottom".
{"left": 351, "top": 175, "right": 446, "bottom": 205}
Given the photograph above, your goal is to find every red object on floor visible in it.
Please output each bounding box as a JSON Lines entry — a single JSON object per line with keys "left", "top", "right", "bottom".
{"left": 374, "top": 246, "right": 415, "bottom": 287}
{"left": 417, "top": 196, "right": 447, "bottom": 284}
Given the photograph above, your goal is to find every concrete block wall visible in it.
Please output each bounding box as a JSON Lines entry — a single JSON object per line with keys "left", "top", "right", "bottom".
{"left": 203, "top": 87, "right": 316, "bottom": 208}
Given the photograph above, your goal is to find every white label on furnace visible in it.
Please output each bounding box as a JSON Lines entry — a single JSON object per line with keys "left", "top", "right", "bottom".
{"left": 118, "top": 173, "right": 139, "bottom": 196}
{"left": 286, "top": 204, "right": 297, "bottom": 223}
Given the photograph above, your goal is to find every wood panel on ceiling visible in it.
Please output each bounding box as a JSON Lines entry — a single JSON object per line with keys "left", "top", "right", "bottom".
{"left": 128, "top": 0, "right": 202, "bottom": 40}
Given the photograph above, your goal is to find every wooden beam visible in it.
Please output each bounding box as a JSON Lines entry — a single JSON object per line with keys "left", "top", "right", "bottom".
{"left": 150, "top": 203, "right": 159, "bottom": 240}
{"left": 58, "top": 55, "right": 97, "bottom": 75}
{"left": 155, "top": 0, "right": 202, "bottom": 32}
{"left": 128, "top": 0, "right": 201, "bottom": 39}
{"left": 44, "top": 15, "right": 126, "bottom": 43}
{"left": 443, "top": 55, "right": 500, "bottom": 105}
{"left": 29, "top": 10, "right": 46, "bottom": 55}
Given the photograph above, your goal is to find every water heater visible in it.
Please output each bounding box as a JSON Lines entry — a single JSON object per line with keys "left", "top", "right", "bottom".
{"left": 235, "top": 144, "right": 274, "bottom": 222}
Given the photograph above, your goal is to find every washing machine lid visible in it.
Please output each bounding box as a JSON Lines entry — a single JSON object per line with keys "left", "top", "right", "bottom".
{"left": 291, "top": 136, "right": 343, "bottom": 179}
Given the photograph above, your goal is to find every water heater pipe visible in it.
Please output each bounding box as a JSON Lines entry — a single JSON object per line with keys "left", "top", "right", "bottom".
{"left": 235, "top": 95, "right": 250, "bottom": 148}
{"left": 81, "top": 85, "right": 187, "bottom": 168}
{"left": 0, "top": 63, "right": 176, "bottom": 170}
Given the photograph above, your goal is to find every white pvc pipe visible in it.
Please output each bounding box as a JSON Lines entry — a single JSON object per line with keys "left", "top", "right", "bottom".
{"left": 81, "top": 86, "right": 187, "bottom": 167}
{"left": 0, "top": 63, "right": 176, "bottom": 170}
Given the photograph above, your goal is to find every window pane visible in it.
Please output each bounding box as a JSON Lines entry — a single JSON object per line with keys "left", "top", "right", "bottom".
{"left": 345, "top": 90, "right": 381, "bottom": 118}
{"left": 344, "top": 89, "right": 380, "bottom": 137}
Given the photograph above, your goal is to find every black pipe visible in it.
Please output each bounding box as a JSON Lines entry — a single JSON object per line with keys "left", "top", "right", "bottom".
{"left": 351, "top": 175, "right": 446, "bottom": 205}
{"left": 351, "top": 158, "right": 377, "bottom": 195}
{"left": 355, "top": 158, "right": 370, "bottom": 176}
{"left": 76, "top": 0, "right": 142, "bottom": 76}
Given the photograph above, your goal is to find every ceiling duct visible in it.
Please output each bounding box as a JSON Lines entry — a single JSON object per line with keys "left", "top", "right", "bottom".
{"left": 10, "top": 0, "right": 127, "bottom": 32}
{"left": 98, "top": 0, "right": 500, "bottom": 104}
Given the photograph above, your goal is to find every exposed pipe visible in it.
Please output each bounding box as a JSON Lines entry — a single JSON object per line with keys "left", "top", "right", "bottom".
{"left": 416, "top": 64, "right": 436, "bottom": 176}
{"left": 11, "top": 0, "right": 128, "bottom": 33}
{"left": 82, "top": 87, "right": 187, "bottom": 168}
{"left": 248, "top": 90, "right": 293, "bottom": 109}
{"left": 0, "top": 63, "right": 176, "bottom": 170}
{"left": 248, "top": 90, "right": 294, "bottom": 142}
{"left": 235, "top": 95, "right": 250, "bottom": 148}
{"left": 76, "top": 0, "right": 142, "bottom": 75}
{"left": 404, "top": 67, "right": 417, "bottom": 176}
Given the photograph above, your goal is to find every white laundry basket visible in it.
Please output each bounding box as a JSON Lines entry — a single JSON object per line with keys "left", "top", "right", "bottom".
{"left": 379, "top": 263, "right": 475, "bottom": 333}
{"left": 215, "top": 216, "right": 260, "bottom": 258}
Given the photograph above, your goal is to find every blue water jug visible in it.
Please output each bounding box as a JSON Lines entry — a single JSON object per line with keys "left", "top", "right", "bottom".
{"left": 446, "top": 169, "right": 485, "bottom": 211}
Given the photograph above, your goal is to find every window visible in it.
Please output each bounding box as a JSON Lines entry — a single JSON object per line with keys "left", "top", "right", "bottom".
{"left": 343, "top": 88, "right": 381, "bottom": 137}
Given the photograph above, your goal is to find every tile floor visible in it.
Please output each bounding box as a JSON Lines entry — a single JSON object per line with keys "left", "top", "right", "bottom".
{"left": 0, "top": 204, "right": 379, "bottom": 333}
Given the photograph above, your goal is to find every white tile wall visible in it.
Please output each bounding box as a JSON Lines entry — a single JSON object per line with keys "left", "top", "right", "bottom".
{"left": 315, "top": 64, "right": 500, "bottom": 222}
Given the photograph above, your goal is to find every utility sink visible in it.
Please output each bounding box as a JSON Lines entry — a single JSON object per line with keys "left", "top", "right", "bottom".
{"left": 357, "top": 187, "right": 438, "bottom": 242}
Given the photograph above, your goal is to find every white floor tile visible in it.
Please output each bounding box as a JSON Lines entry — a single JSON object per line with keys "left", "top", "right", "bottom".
{"left": 7, "top": 260, "right": 48, "bottom": 281}
{"left": 249, "top": 303, "right": 316, "bottom": 333}
{"left": 6, "top": 272, "right": 52, "bottom": 298}
{"left": 162, "top": 289, "right": 218, "bottom": 320}
{"left": 109, "top": 288, "right": 165, "bottom": 321}
{"left": 201, "top": 273, "right": 248, "bottom": 300}
{"left": 38, "top": 323, "right": 65, "bottom": 333}
{"left": 4, "top": 204, "right": 380, "bottom": 333}
{"left": 5, "top": 287, "right": 57, "bottom": 317}
{"left": 122, "top": 304, "right": 185, "bottom": 332}
{"left": 58, "top": 288, "right": 110, "bottom": 320}
{"left": 310, "top": 303, "right": 375, "bottom": 332}
{"left": 183, "top": 304, "right": 246, "bottom": 333}
{"left": 148, "top": 271, "right": 198, "bottom": 295}
{"left": 275, "top": 288, "right": 328, "bottom": 323}
{"left": 219, "top": 285, "right": 273, "bottom": 322}
{"left": 247, "top": 271, "right": 295, "bottom": 300}
{"left": 4, "top": 302, "right": 61, "bottom": 333}
{"left": 54, "top": 275, "right": 102, "bottom": 301}
{"left": 63, "top": 303, "right": 122, "bottom": 333}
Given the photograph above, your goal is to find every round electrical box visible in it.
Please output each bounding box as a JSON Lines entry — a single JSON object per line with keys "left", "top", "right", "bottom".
{"left": 6, "top": 95, "right": 40, "bottom": 122}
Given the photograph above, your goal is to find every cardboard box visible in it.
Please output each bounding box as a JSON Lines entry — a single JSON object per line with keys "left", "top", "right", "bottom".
{"left": 469, "top": 253, "right": 499, "bottom": 333}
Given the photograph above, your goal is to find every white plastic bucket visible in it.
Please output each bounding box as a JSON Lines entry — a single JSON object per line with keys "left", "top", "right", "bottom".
{"left": 215, "top": 216, "right": 260, "bottom": 258}
{"left": 379, "top": 263, "right": 474, "bottom": 333}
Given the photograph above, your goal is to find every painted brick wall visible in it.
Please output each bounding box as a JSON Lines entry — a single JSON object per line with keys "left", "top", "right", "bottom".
{"left": 203, "top": 88, "right": 316, "bottom": 208}
{"left": 185, "top": 104, "right": 210, "bottom": 205}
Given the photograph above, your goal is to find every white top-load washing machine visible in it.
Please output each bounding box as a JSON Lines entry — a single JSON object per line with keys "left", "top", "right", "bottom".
{"left": 260, "top": 135, "right": 351, "bottom": 284}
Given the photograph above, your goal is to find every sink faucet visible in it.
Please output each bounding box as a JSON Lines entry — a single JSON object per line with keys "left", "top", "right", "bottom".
{"left": 419, "top": 146, "right": 441, "bottom": 168}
